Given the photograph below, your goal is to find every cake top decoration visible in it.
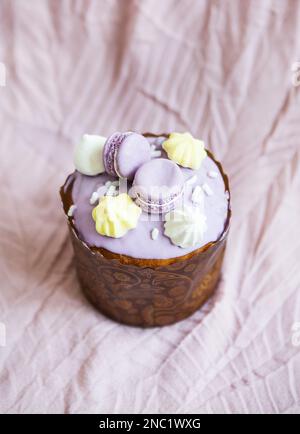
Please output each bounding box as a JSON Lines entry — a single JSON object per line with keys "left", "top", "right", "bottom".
{"left": 191, "top": 185, "right": 204, "bottom": 207}
{"left": 103, "top": 132, "right": 151, "bottom": 180}
{"left": 162, "top": 132, "right": 207, "bottom": 170}
{"left": 66, "top": 131, "right": 229, "bottom": 259}
{"left": 74, "top": 132, "right": 151, "bottom": 180}
{"left": 132, "top": 158, "right": 184, "bottom": 214}
{"left": 67, "top": 204, "right": 77, "bottom": 218}
{"left": 164, "top": 207, "right": 207, "bottom": 248}
{"left": 92, "top": 193, "right": 142, "bottom": 238}
{"left": 74, "top": 134, "right": 106, "bottom": 176}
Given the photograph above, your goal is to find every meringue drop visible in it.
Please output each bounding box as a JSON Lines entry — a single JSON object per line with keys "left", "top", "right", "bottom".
{"left": 162, "top": 132, "right": 207, "bottom": 170}
{"left": 92, "top": 193, "right": 142, "bottom": 238}
{"left": 164, "top": 207, "right": 207, "bottom": 248}
{"left": 74, "top": 134, "right": 106, "bottom": 176}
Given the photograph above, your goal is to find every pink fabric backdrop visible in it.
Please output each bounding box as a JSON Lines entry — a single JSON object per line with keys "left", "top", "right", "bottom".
{"left": 0, "top": 0, "right": 300, "bottom": 413}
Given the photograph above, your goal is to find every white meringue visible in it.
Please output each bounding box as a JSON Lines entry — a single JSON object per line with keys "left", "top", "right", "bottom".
{"left": 74, "top": 134, "right": 106, "bottom": 176}
{"left": 164, "top": 207, "right": 207, "bottom": 248}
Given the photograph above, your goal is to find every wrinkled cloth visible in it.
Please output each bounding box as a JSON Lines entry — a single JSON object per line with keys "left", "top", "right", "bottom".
{"left": 0, "top": 0, "right": 300, "bottom": 414}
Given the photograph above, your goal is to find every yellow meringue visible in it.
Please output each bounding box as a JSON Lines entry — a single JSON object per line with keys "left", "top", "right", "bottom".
{"left": 92, "top": 193, "right": 142, "bottom": 238}
{"left": 162, "top": 132, "right": 207, "bottom": 170}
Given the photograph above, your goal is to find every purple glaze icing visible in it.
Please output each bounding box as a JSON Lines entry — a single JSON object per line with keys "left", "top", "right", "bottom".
{"left": 68, "top": 141, "right": 229, "bottom": 260}
{"left": 103, "top": 132, "right": 151, "bottom": 180}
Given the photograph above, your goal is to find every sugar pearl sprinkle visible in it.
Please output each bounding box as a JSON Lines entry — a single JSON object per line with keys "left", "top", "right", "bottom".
{"left": 192, "top": 186, "right": 204, "bottom": 206}
{"left": 106, "top": 185, "right": 117, "bottom": 196}
{"left": 97, "top": 185, "right": 108, "bottom": 197}
{"left": 67, "top": 204, "right": 77, "bottom": 217}
{"left": 90, "top": 182, "right": 120, "bottom": 205}
{"left": 207, "top": 170, "right": 218, "bottom": 179}
{"left": 89, "top": 191, "right": 100, "bottom": 205}
{"left": 202, "top": 183, "right": 213, "bottom": 196}
{"left": 151, "top": 150, "right": 162, "bottom": 158}
{"left": 151, "top": 228, "right": 159, "bottom": 240}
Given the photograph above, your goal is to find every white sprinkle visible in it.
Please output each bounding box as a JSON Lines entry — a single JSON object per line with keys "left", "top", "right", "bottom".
{"left": 186, "top": 175, "right": 197, "bottom": 185}
{"left": 150, "top": 144, "right": 156, "bottom": 151}
{"left": 202, "top": 183, "right": 213, "bottom": 196}
{"left": 207, "top": 170, "right": 218, "bottom": 179}
{"left": 105, "top": 180, "right": 112, "bottom": 187}
{"left": 97, "top": 185, "right": 108, "bottom": 197}
{"left": 106, "top": 185, "right": 117, "bottom": 196}
{"left": 89, "top": 191, "right": 99, "bottom": 205}
{"left": 151, "top": 228, "right": 159, "bottom": 240}
{"left": 111, "top": 180, "right": 120, "bottom": 187}
{"left": 192, "top": 186, "right": 204, "bottom": 205}
{"left": 225, "top": 190, "right": 230, "bottom": 200}
{"left": 151, "top": 150, "right": 162, "bottom": 158}
{"left": 67, "top": 204, "right": 77, "bottom": 217}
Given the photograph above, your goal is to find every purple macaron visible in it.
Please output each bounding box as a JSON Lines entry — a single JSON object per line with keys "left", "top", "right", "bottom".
{"left": 132, "top": 158, "right": 184, "bottom": 214}
{"left": 103, "top": 132, "right": 151, "bottom": 180}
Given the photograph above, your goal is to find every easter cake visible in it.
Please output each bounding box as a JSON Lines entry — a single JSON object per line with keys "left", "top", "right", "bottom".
{"left": 60, "top": 132, "right": 231, "bottom": 326}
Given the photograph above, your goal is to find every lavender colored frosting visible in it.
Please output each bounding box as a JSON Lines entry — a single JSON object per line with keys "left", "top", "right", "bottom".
{"left": 67, "top": 137, "right": 229, "bottom": 260}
